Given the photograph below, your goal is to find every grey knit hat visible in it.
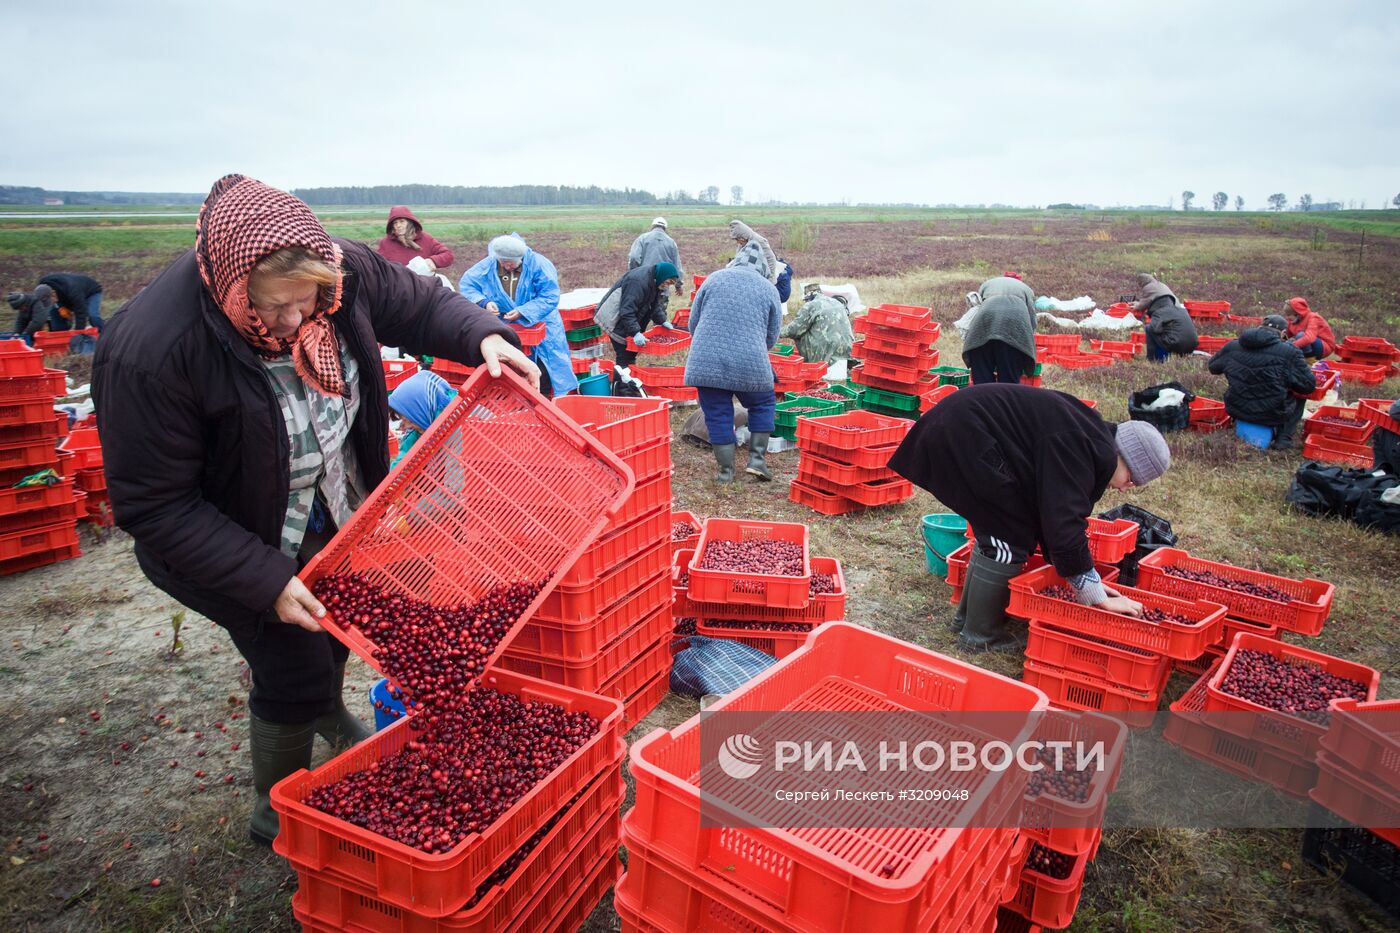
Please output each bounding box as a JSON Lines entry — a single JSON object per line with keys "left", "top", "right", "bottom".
{"left": 32, "top": 284, "right": 54, "bottom": 307}
{"left": 1262, "top": 314, "right": 1288, "bottom": 333}
{"left": 1114, "top": 421, "right": 1171, "bottom": 486}
{"left": 488, "top": 234, "right": 528, "bottom": 261}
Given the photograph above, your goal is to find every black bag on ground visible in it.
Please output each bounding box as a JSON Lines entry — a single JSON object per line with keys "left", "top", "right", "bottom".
{"left": 1099, "top": 503, "right": 1177, "bottom": 587}
{"left": 1285, "top": 462, "right": 1399, "bottom": 519}
{"left": 1355, "top": 487, "right": 1400, "bottom": 535}
{"left": 1128, "top": 382, "right": 1195, "bottom": 433}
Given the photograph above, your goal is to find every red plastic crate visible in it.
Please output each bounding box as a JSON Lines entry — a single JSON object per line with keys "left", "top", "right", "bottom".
{"left": 537, "top": 539, "right": 670, "bottom": 625}
{"left": 1033, "top": 334, "right": 1082, "bottom": 354}
{"left": 1227, "top": 313, "right": 1264, "bottom": 327}
{"left": 0, "top": 397, "right": 59, "bottom": 427}
{"left": 795, "top": 409, "right": 911, "bottom": 449}
{"left": 849, "top": 363, "right": 939, "bottom": 395}
{"left": 614, "top": 439, "right": 670, "bottom": 483}
{"left": 0, "top": 538, "right": 81, "bottom": 575}
{"left": 1086, "top": 517, "right": 1138, "bottom": 563}
{"left": 58, "top": 426, "right": 102, "bottom": 470}
{"left": 560, "top": 505, "right": 669, "bottom": 586}
{"left": 598, "top": 634, "right": 673, "bottom": 711}
{"left": 1134, "top": 548, "right": 1333, "bottom": 635}
{"left": 1214, "top": 614, "right": 1281, "bottom": 650}
{"left": 798, "top": 449, "right": 896, "bottom": 486}
{"left": 1004, "top": 839, "right": 1095, "bottom": 929}
{"left": 289, "top": 765, "right": 621, "bottom": 932}
{"left": 853, "top": 315, "right": 940, "bottom": 346}
{"left": 795, "top": 467, "right": 914, "bottom": 507}
{"left": 1165, "top": 669, "right": 1318, "bottom": 798}
{"left": 628, "top": 326, "right": 691, "bottom": 355}
{"left": 788, "top": 478, "right": 862, "bottom": 515}
{"left": 1009, "top": 565, "right": 1226, "bottom": 660}
{"left": 669, "top": 510, "right": 702, "bottom": 556}
{"left": 74, "top": 467, "right": 105, "bottom": 493}
{"left": 0, "top": 410, "right": 64, "bottom": 447}
{"left": 0, "top": 520, "right": 81, "bottom": 564}
{"left": 1358, "top": 398, "right": 1400, "bottom": 435}
{"left": 627, "top": 364, "right": 686, "bottom": 388}
{"left": 1045, "top": 353, "right": 1113, "bottom": 370}
{"left": 0, "top": 477, "right": 78, "bottom": 517}
{"left": 1087, "top": 339, "right": 1138, "bottom": 359}
{"left": 919, "top": 384, "right": 958, "bottom": 413}
{"left": 1303, "top": 434, "right": 1376, "bottom": 469}
{"left": 1195, "top": 334, "right": 1231, "bottom": 353}
{"left": 431, "top": 359, "right": 476, "bottom": 386}
{"left": 499, "top": 603, "right": 671, "bottom": 689}
{"left": 297, "top": 369, "right": 633, "bottom": 677}
{"left": 646, "top": 384, "right": 698, "bottom": 403}
{"left": 1183, "top": 300, "right": 1229, "bottom": 320}
{"left": 1025, "top": 620, "right": 1170, "bottom": 694}
{"left": 1338, "top": 336, "right": 1399, "bottom": 360}
{"left": 1300, "top": 368, "right": 1340, "bottom": 401}
{"left": 1312, "top": 752, "right": 1400, "bottom": 840}
{"left": 569, "top": 357, "right": 614, "bottom": 378}
{"left": 1104, "top": 302, "right": 1133, "bottom": 318}
{"left": 862, "top": 304, "right": 931, "bottom": 330}
{"left": 381, "top": 357, "right": 419, "bottom": 390}
{"left": 1021, "top": 658, "right": 1167, "bottom": 727}
{"left": 31, "top": 328, "right": 98, "bottom": 357}
{"left": 505, "top": 321, "right": 545, "bottom": 348}
{"left": 773, "top": 376, "right": 825, "bottom": 396}
{"left": 271, "top": 668, "right": 624, "bottom": 918}
{"left": 1303, "top": 405, "right": 1375, "bottom": 443}
{"left": 769, "top": 351, "right": 811, "bottom": 380}
{"left": 0, "top": 494, "right": 83, "bottom": 533}
{"left": 1205, "top": 633, "right": 1380, "bottom": 760}
{"left": 602, "top": 470, "right": 671, "bottom": 535}
{"left": 554, "top": 395, "right": 671, "bottom": 454}
{"left": 687, "top": 518, "right": 810, "bottom": 609}
{"left": 0, "top": 439, "right": 59, "bottom": 474}
{"left": 627, "top": 622, "right": 1047, "bottom": 933}
{"left": 510, "top": 571, "right": 670, "bottom": 661}
{"left": 694, "top": 618, "right": 811, "bottom": 659}
{"left": 851, "top": 339, "right": 940, "bottom": 370}
{"left": 1188, "top": 396, "right": 1232, "bottom": 433}
{"left": 1173, "top": 645, "right": 1227, "bottom": 680}
{"left": 676, "top": 554, "right": 847, "bottom": 625}
{"left": 0, "top": 339, "right": 44, "bottom": 377}
{"left": 559, "top": 303, "right": 597, "bottom": 325}
{"left": 1019, "top": 710, "right": 1127, "bottom": 856}
{"left": 0, "top": 368, "right": 68, "bottom": 402}
{"left": 1327, "top": 360, "right": 1390, "bottom": 385}
{"left": 1321, "top": 698, "right": 1400, "bottom": 792}
{"left": 799, "top": 437, "right": 899, "bottom": 470}
{"left": 625, "top": 662, "right": 671, "bottom": 725}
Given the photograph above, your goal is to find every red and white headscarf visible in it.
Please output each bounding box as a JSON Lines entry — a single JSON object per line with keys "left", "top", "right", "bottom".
{"left": 195, "top": 174, "right": 347, "bottom": 397}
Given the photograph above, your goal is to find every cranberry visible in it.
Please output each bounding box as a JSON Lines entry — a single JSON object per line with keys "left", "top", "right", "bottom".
{"left": 1218, "top": 649, "right": 1367, "bottom": 724}
{"left": 1025, "top": 843, "right": 1075, "bottom": 880}
{"left": 698, "top": 540, "right": 805, "bottom": 577}
{"left": 1161, "top": 565, "right": 1293, "bottom": 604}
{"left": 670, "top": 520, "right": 700, "bottom": 542}
{"left": 704, "top": 619, "right": 814, "bottom": 634}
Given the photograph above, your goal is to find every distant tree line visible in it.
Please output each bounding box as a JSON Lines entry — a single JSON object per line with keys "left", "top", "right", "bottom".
{"left": 292, "top": 184, "right": 668, "bottom": 206}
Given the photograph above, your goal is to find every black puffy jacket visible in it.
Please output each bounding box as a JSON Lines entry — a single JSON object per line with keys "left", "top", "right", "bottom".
{"left": 1208, "top": 327, "right": 1316, "bottom": 426}
{"left": 1144, "top": 296, "right": 1198, "bottom": 354}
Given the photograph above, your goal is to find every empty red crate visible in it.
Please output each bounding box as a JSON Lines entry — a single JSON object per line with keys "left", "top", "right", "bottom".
{"left": 0, "top": 439, "right": 59, "bottom": 474}
{"left": 381, "top": 357, "right": 419, "bottom": 390}
{"left": 627, "top": 622, "right": 1047, "bottom": 933}
{"left": 0, "top": 477, "right": 78, "bottom": 516}
{"left": 1086, "top": 517, "right": 1138, "bottom": 563}
{"left": 1338, "top": 336, "right": 1399, "bottom": 360}
{"left": 850, "top": 363, "right": 939, "bottom": 395}
{"left": 851, "top": 338, "right": 940, "bottom": 370}
{"left": 788, "top": 478, "right": 862, "bottom": 515}
{"left": 628, "top": 326, "right": 691, "bottom": 355}
{"left": 499, "top": 603, "right": 671, "bottom": 689}
{"left": 1019, "top": 710, "right": 1127, "bottom": 856}
{"left": 0, "top": 339, "right": 44, "bottom": 377}
{"left": 1304, "top": 406, "right": 1376, "bottom": 443}
{"left": 431, "top": 359, "right": 476, "bottom": 385}
{"left": 795, "top": 467, "right": 913, "bottom": 507}
{"left": 271, "top": 667, "right": 624, "bottom": 918}
{"left": 74, "top": 467, "right": 107, "bottom": 493}
{"left": 770, "top": 351, "right": 812, "bottom": 380}
{"left": 1303, "top": 434, "right": 1376, "bottom": 469}
{"left": 1033, "top": 334, "right": 1082, "bottom": 354}
{"left": 799, "top": 438, "right": 900, "bottom": 470}
{"left": 1188, "top": 397, "right": 1232, "bottom": 432}
{"left": 1357, "top": 398, "right": 1400, "bottom": 435}
{"left": 507, "top": 321, "right": 546, "bottom": 348}
{"left": 1025, "top": 620, "right": 1170, "bottom": 694}
{"left": 1184, "top": 300, "right": 1229, "bottom": 320}
{"left": 538, "top": 539, "right": 670, "bottom": 625}
{"left": 1311, "top": 751, "right": 1400, "bottom": 842}
{"left": 646, "top": 384, "right": 698, "bottom": 403}
{"left": 0, "top": 397, "right": 59, "bottom": 427}
{"left": 853, "top": 315, "right": 940, "bottom": 346}
{"left": 598, "top": 634, "right": 673, "bottom": 713}
{"left": 569, "top": 356, "right": 614, "bottom": 377}
{"left": 1004, "top": 838, "right": 1095, "bottom": 929}
{"left": 1166, "top": 669, "right": 1318, "bottom": 799}
{"left": 796, "top": 409, "right": 911, "bottom": 449}
{"left": 58, "top": 426, "right": 102, "bottom": 470}
{"left": 1227, "top": 313, "right": 1264, "bottom": 327}
{"left": 602, "top": 470, "right": 671, "bottom": 535}
{"left": 0, "top": 538, "right": 81, "bottom": 575}
{"left": 919, "top": 384, "right": 958, "bottom": 412}
{"left": 798, "top": 449, "right": 896, "bottom": 485}
{"left": 561, "top": 505, "right": 670, "bottom": 586}
{"left": 1021, "top": 658, "right": 1167, "bottom": 727}
{"left": 0, "top": 494, "right": 83, "bottom": 533}
{"left": 1204, "top": 633, "right": 1380, "bottom": 760}
{"left": 1321, "top": 698, "right": 1400, "bottom": 791}
{"left": 862, "top": 304, "right": 931, "bottom": 330}
{"left": 1326, "top": 360, "right": 1390, "bottom": 385}
{"left": 1044, "top": 353, "right": 1113, "bottom": 370}
{"left": 627, "top": 364, "right": 686, "bottom": 388}
{"left": 511, "top": 571, "right": 670, "bottom": 661}
{"left": 1195, "top": 335, "right": 1231, "bottom": 353}
{"left": 1087, "top": 339, "right": 1138, "bottom": 359}
{"left": 31, "top": 328, "right": 98, "bottom": 357}
{"left": 625, "top": 662, "right": 671, "bottom": 726}
{"left": 687, "top": 518, "right": 810, "bottom": 609}
{"left": 1009, "top": 565, "right": 1226, "bottom": 659}
{"left": 559, "top": 303, "right": 598, "bottom": 325}
{"left": 1134, "top": 548, "right": 1333, "bottom": 635}
{"left": 0, "top": 368, "right": 68, "bottom": 401}
{"left": 0, "top": 520, "right": 80, "bottom": 564}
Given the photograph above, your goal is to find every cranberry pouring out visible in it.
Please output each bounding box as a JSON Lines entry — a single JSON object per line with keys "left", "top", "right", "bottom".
{"left": 1218, "top": 649, "right": 1368, "bottom": 724}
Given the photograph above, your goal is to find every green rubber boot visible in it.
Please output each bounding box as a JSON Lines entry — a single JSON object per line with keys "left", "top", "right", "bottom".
{"left": 714, "top": 444, "right": 737, "bottom": 483}
{"left": 315, "top": 661, "right": 374, "bottom": 751}
{"left": 959, "top": 548, "right": 1027, "bottom": 653}
{"left": 248, "top": 717, "right": 316, "bottom": 846}
{"left": 745, "top": 432, "right": 773, "bottom": 481}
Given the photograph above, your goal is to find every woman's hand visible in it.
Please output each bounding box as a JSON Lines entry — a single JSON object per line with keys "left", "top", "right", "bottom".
{"left": 1097, "top": 595, "right": 1144, "bottom": 618}
{"left": 503, "top": 310, "right": 522, "bottom": 322}
{"left": 275, "top": 576, "right": 326, "bottom": 632}
{"left": 485, "top": 301, "right": 500, "bottom": 314}
{"left": 479, "top": 333, "right": 541, "bottom": 390}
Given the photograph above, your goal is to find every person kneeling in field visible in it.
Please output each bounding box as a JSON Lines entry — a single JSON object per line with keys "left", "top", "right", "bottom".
{"left": 889, "top": 384, "right": 1170, "bottom": 652}
{"left": 1132, "top": 273, "right": 1198, "bottom": 361}
{"left": 1283, "top": 297, "right": 1336, "bottom": 361}
{"left": 781, "top": 283, "right": 854, "bottom": 366}
{"left": 1207, "top": 315, "right": 1316, "bottom": 450}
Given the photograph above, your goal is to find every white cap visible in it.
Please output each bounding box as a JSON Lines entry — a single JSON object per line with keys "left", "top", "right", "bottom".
{"left": 651, "top": 217, "right": 667, "bottom": 229}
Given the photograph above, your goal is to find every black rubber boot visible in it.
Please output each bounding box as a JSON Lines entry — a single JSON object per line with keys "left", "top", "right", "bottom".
{"left": 315, "top": 661, "right": 374, "bottom": 751}
{"left": 958, "top": 548, "right": 1027, "bottom": 653}
{"left": 950, "top": 578, "right": 971, "bottom": 634}
{"left": 714, "top": 444, "right": 737, "bottom": 483}
{"left": 248, "top": 717, "right": 316, "bottom": 846}
{"left": 746, "top": 432, "right": 773, "bottom": 481}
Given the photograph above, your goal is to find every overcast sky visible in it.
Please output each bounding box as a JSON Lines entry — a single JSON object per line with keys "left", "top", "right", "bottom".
{"left": 5, "top": 1, "right": 1397, "bottom": 208}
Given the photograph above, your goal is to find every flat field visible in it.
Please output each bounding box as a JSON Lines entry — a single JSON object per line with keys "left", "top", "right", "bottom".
{"left": 1, "top": 208, "right": 1397, "bottom": 931}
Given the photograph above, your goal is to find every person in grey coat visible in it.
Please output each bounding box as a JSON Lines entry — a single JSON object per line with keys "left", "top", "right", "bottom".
{"left": 962, "top": 292, "right": 1037, "bottom": 385}
{"left": 728, "top": 220, "right": 778, "bottom": 284}
{"left": 1133, "top": 273, "right": 1197, "bottom": 360}
{"left": 628, "top": 218, "right": 684, "bottom": 296}
{"left": 979, "top": 273, "right": 1036, "bottom": 316}
{"left": 684, "top": 266, "right": 783, "bottom": 482}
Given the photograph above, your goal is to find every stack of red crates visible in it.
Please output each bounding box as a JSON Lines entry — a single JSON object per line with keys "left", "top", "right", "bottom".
{"left": 497, "top": 395, "right": 675, "bottom": 726}
{"left": 770, "top": 350, "right": 829, "bottom": 396}
{"left": 273, "top": 370, "right": 636, "bottom": 932}
{"left": 431, "top": 323, "right": 546, "bottom": 386}
{"left": 1301, "top": 404, "right": 1378, "bottom": 468}
{"left": 0, "top": 339, "right": 83, "bottom": 574}
{"left": 788, "top": 410, "right": 915, "bottom": 514}
{"left": 1313, "top": 697, "right": 1400, "bottom": 849}
{"left": 849, "top": 304, "right": 941, "bottom": 399}
{"left": 999, "top": 710, "right": 1128, "bottom": 929}
{"left": 1336, "top": 336, "right": 1399, "bottom": 378}
{"left": 670, "top": 518, "right": 847, "bottom": 658}
{"left": 616, "top": 622, "right": 1047, "bottom": 933}
{"left": 59, "top": 426, "right": 109, "bottom": 525}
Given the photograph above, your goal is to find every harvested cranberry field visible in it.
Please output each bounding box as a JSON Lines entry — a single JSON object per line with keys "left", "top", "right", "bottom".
{"left": 2, "top": 208, "right": 1397, "bottom": 931}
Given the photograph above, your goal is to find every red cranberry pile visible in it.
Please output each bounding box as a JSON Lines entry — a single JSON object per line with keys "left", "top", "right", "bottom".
{"left": 1218, "top": 649, "right": 1368, "bottom": 724}
{"left": 1042, "top": 585, "right": 1076, "bottom": 601}
{"left": 313, "top": 574, "right": 542, "bottom": 719}
{"left": 1312, "top": 415, "right": 1360, "bottom": 427}
{"left": 1140, "top": 607, "right": 1195, "bottom": 626}
{"left": 673, "top": 617, "right": 697, "bottom": 636}
{"left": 647, "top": 333, "right": 683, "bottom": 345}
{"left": 671, "top": 520, "right": 700, "bottom": 542}
{"left": 785, "top": 406, "right": 822, "bottom": 414}
{"left": 803, "top": 389, "right": 847, "bottom": 401}
{"left": 306, "top": 688, "right": 598, "bottom": 854}
{"left": 1161, "top": 565, "right": 1293, "bottom": 603}
{"left": 1025, "top": 843, "right": 1075, "bottom": 880}
{"left": 810, "top": 572, "right": 837, "bottom": 595}
{"left": 704, "top": 619, "right": 814, "bottom": 633}
{"left": 698, "top": 539, "right": 806, "bottom": 577}
{"left": 1024, "top": 747, "right": 1094, "bottom": 803}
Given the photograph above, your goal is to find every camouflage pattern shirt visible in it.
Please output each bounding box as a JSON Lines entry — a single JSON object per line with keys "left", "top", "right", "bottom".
{"left": 781, "top": 295, "right": 854, "bottom": 365}
{"left": 261, "top": 340, "right": 365, "bottom": 557}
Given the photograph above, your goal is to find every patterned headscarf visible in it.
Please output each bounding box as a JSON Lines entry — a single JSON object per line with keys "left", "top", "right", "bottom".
{"left": 195, "top": 174, "right": 347, "bottom": 397}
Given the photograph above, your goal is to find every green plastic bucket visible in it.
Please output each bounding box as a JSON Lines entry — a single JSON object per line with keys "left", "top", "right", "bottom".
{"left": 921, "top": 513, "right": 968, "bottom": 576}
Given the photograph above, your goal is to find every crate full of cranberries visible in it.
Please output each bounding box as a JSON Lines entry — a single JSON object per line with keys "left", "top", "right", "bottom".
{"left": 1006, "top": 838, "right": 1098, "bottom": 929}
{"left": 1204, "top": 632, "right": 1379, "bottom": 760}
{"left": 1008, "top": 564, "right": 1227, "bottom": 660}
{"left": 271, "top": 667, "right": 624, "bottom": 918}
{"left": 1136, "top": 548, "right": 1334, "bottom": 636}
{"left": 675, "top": 546, "right": 847, "bottom": 623}
{"left": 685, "top": 518, "right": 812, "bottom": 609}
{"left": 1018, "top": 709, "right": 1128, "bottom": 856}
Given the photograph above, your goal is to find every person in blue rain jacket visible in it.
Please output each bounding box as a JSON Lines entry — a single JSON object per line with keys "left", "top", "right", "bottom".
{"left": 459, "top": 234, "right": 578, "bottom": 396}
{"left": 387, "top": 370, "right": 457, "bottom": 468}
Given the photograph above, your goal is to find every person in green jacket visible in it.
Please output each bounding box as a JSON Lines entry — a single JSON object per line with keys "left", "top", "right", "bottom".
{"left": 781, "top": 283, "right": 854, "bottom": 365}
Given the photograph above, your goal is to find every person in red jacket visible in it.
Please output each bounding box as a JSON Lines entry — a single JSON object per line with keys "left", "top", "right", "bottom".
{"left": 376, "top": 206, "right": 455, "bottom": 273}
{"left": 1283, "top": 297, "right": 1336, "bottom": 360}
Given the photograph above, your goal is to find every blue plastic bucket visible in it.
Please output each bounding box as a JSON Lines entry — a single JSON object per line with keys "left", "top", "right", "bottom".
{"left": 371, "top": 678, "right": 408, "bottom": 730}
{"left": 577, "top": 372, "right": 611, "bottom": 396}
{"left": 921, "top": 513, "right": 968, "bottom": 576}
{"left": 1235, "top": 420, "right": 1274, "bottom": 450}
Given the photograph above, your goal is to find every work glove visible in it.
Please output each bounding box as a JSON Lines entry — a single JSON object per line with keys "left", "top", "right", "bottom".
{"left": 632, "top": 333, "right": 648, "bottom": 348}
{"left": 660, "top": 321, "right": 675, "bottom": 330}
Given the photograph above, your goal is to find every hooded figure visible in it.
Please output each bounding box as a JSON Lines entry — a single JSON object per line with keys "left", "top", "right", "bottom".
{"left": 1133, "top": 274, "right": 1196, "bottom": 359}
{"left": 387, "top": 370, "right": 457, "bottom": 466}
{"left": 1207, "top": 316, "right": 1315, "bottom": 448}
{"left": 961, "top": 294, "right": 1037, "bottom": 384}
{"left": 728, "top": 220, "right": 778, "bottom": 284}
{"left": 459, "top": 234, "right": 578, "bottom": 396}
{"left": 889, "top": 384, "right": 1170, "bottom": 651}
{"left": 376, "top": 206, "right": 455, "bottom": 270}
{"left": 1283, "top": 297, "right": 1336, "bottom": 359}
{"left": 7, "top": 290, "right": 44, "bottom": 339}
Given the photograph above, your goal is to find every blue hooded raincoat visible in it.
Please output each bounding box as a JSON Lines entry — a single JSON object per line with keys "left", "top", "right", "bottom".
{"left": 458, "top": 244, "right": 578, "bottom": 395}
{"left": 387, "top": 370, "right": 457, "bottom": 467}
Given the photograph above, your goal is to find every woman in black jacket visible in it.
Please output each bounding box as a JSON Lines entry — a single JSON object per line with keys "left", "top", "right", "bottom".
{"left": 92, "top": 175, "right": 538, "bottom": 844}
{"left": 889, "top": 385, "right": 1171, "bottom": 651}
{"left": 1207, "top": 316, "right": 1316, "bottom": 449}
{"left": 594, "top": 261, "right": 682, "bottom": 366}
{"left": 1132, "top": 273, "right": 1198, "bottom": 360}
